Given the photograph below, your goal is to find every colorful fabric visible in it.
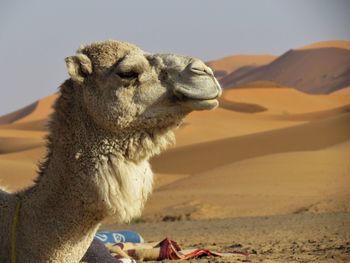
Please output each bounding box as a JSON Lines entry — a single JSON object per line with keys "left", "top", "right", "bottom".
{"left": 109, "top": 238, "right": 248, "bottom": 261}
{"left": 83, "top": 236, "right": 248, "bottom": 262}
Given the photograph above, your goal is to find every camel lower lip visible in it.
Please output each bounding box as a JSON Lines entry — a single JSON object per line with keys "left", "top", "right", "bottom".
{"left": 182, "top": 98, "right": 219, "bottom": 110}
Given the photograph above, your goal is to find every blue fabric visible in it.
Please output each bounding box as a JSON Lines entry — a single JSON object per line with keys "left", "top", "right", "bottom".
{"left": 95, "top": 230, "right": 144, "bottom": 244}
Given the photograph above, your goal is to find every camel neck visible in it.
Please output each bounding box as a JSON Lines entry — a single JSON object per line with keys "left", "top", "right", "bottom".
{"left": 14, "top": 86, "right": 173, "bottom": 261}
{"left": 14, "top": 90, "right": 110, "bottom": 261}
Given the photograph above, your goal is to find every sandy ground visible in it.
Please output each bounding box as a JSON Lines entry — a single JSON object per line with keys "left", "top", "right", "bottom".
{"left": 106, "top": 212, "right": 350, "bottom": 263}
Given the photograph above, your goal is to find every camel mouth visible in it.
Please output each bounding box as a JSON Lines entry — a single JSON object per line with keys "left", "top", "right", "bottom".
{"left": 173, "top": 83, "right": 221, "bottom": 111}
{"left": 174, "top": 93, "right": 219, "bottom": 110}
{"left": 182, "top": 98, "right": 219, "bottom": 110}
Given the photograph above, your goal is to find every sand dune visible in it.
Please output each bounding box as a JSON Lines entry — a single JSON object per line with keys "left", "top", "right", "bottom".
{"left": 0, "top": 94, "right": 57, "bottom": 126}
{"left": 0, "top": 159, "right": 37, "bottom": 191}
{"left": 0, "top": 137, "right": 44, "bottom": 154}
{"left": 0, "top": 125, "right": 45, "bottom": 155}
{"left": 152, "top": 113, "right": 350, "bottom": 174}
{"left": 0, "top": 146, "right": 46, "bottom": 162}
{"left": 0, "top": 119, "right": 48, "bottom": 131}
{"left": 15, "top": 94, "right": 57, "bottom": 123}
{"left": 221, "top": 48, "right": 350, "bottom": 93}
{"left": 206, "top": 54, "right": 275, "bottom": 79}
{"left": 330, "top": 86, "right": 350, "bottom": 103}
{"left": 300, "top": 40, "right": 350, "bottom": 51}
{"left": 176, "top": 86, "right": 350, "bottom": 147}
{"left": 175, "top": 106, "right": 306, "bottom": 147}
{"left": 0, "top": 128, "right": 45, "bottom": 138}
{"left": 145, "top": 139, "right": 350, "bottom": 219}
{"left": 0, "top": 147, "right": 46, "bottom": 191}
{"left": 0, "top": 102, "right": 37, "bottom": 125}
{"left": 175, "top": 84, "right": 350, "bottom": 146}
{"left": 1, "top": 85, "right": 348, "bottom": 192}
{"left": 222, "top": 86, "right": 350, "bottom": 115}
{"left": 274, "top": 104, "right": 350, "bottom": 121}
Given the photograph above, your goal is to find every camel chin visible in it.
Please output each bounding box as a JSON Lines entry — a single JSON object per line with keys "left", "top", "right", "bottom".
{"left": 182, "top": 98, "right": 219, "bottom": 111}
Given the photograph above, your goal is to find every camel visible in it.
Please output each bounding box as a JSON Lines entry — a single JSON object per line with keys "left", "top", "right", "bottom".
{"left": 0, "top": 40, "right": 221, "bottom": 262}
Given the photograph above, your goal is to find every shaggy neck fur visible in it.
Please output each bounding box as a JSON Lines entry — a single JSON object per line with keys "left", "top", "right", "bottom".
{"left": 13, "top": 80, "right": 175, "bottom": 262}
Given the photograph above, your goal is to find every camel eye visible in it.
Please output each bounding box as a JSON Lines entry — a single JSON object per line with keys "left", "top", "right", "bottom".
{"left": 116, "top": 70, "right": 138, "bottom": 79}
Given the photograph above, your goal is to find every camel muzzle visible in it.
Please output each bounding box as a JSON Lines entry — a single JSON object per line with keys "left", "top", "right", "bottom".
{"left": 173, "top": 60, "right": 222, "bottom": 110}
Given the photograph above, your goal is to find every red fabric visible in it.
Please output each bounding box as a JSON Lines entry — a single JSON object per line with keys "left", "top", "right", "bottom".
{"left": 158, "top": 238, "right": 182, "bottom": 260}
{"left": 158, "top": 238, "right": 248, "bottom": 260}
{"left": 111, "top": 238, "right": 248, "bottom": 260}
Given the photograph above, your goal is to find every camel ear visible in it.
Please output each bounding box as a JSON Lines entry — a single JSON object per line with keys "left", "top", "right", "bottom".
{"left": 65, "top": 54, "right": 92, "bottom": 83}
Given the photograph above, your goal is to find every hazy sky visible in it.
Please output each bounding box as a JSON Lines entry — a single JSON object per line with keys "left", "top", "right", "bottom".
{"left": 0, "top": 0, "right": 349, "bottom": 115}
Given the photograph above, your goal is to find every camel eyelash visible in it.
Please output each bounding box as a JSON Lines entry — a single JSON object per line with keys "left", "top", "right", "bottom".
{"left": 116, "top": 70, "right": 138, "bottom": 79}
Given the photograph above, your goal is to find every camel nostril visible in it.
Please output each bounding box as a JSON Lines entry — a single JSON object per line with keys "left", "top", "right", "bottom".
{"left": 189, "top": 60, "right": 213, "bottom": 76}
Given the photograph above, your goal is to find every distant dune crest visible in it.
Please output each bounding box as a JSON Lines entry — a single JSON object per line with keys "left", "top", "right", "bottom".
{"left": 209, "top": 40, "right": 350, "bottom": 94}
{"left": 299, "top": 40, "right": 350, "bottom": 51}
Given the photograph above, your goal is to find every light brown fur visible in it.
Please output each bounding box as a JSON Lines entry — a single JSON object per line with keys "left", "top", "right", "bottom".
{"left": 0, "top": 40, "right": 221, "bottom": 262}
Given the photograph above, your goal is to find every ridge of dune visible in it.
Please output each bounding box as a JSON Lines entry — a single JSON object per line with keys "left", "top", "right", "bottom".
{"left": 221, "top": 47, "right": 350, "bottom": 94}
{"left": 1, "top": 86, "right": 349, "bottom": 188}
{"left": 0, "top": 119, "right": 48, "bottom": 131}
{"left": 329, "top": 86, "right": 350, "bottom": 103}
{"left": 0, "top": 93, "right": 57, "bottom": 126}
{"left": 273, "top": 104, "right": 350, "bottom": 121}
{"left": 168, "top": 86, "right": 350, "bottom": 147}
{"left": 161, "top": 150, "right": 349, "bottom": 197}
{"left": 222, "top": 87, "right": 350, "bottom": 115}
{"left": 146, "top": 140, "right": 350, "bottom": 219}
{"left": 206, "top": 54, "right": 276, "bottom": 79}
{"left": 0, "top": 137, "right": 44, "bottom": 154}
{"left": 0, "top": 102, "right": 38, "bottom": 125}
{"left": 159, "top": 140, "right": 350, "bottom": 194}
{"left": 151, "top": 112, "right": 350, "bottom": 174}
{"left": 299, "top": 40, "right": 350, "bottom": 51}
{"left": 0, "top": 129, "right": 46, "bottom": 138}
{"left": 207, "top": 54, "right": 276, "bottom": 71}
{"left": 0, "top": 146, "right": 46, "bottom": 162}
{"left": 229, "top": 80, "right": 286, "bottom": 89}
{"left": 15, "top": 94, "right": 58, "bottom": 123}
{"left": 175, "top": 106, "right": 308, "bottom": 147}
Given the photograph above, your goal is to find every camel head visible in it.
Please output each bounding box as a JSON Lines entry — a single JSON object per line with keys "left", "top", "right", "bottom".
{"left": 65, "top": 40, "right": 221, "bottom": 133}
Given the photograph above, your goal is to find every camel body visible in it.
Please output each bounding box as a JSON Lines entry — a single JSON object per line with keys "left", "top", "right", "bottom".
{"left": 0, "top": 40, "right": 221, "bottom": 262}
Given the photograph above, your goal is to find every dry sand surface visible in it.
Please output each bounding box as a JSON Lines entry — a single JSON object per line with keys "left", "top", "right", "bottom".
{"left": 108, "top": 212, "right": 350, "bottom": 263}
{"left": 104, "top": 213, "right": 350, "bottom": 263}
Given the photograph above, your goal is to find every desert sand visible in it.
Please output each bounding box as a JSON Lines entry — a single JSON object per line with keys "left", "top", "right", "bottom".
{"left": 109, "top": 212, "right": 350, "bottom": 263}
{"left": 207, "top": 55, "right": 275, "bottom": 79}
{"left": 300, "top": 40, "right": 350, "bottom": 51}
{"left": 220, "top": 48, "right": 350, "bottom": 94}
{"left": 1, "top": 40, "right": 350, "bottom": 262}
